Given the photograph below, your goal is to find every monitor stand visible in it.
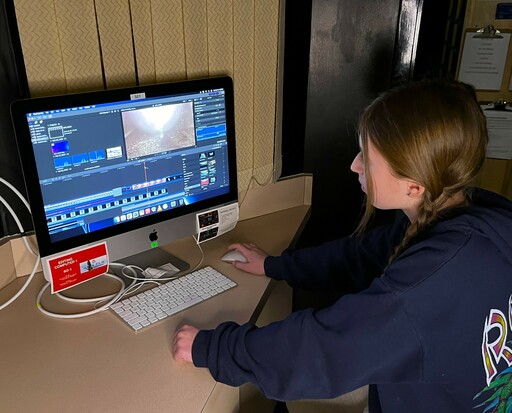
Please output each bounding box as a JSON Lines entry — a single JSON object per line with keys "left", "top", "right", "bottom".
{"left": 114, "top": 247, "right": 190, "bottom": 276}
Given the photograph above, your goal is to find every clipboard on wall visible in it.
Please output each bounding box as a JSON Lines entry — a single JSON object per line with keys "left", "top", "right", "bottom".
{"left": 457, "top": 25, "right": 511, "bottom": 91}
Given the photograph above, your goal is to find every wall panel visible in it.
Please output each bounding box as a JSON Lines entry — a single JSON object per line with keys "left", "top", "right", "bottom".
{"left": 13, "top": 0, "right": 282, "bottom": 195}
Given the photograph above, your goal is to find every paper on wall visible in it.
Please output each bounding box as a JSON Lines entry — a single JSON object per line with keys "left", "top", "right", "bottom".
{"left": 481, "top": 104, "right": 512, "bottom": 159}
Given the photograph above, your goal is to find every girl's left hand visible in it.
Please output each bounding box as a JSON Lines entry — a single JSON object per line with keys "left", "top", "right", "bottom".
{"left": 173, "top": 324, "right": 199, "bottom": 363}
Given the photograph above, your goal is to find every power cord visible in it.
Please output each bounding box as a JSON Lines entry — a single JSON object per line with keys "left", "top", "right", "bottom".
{"left": 36, "top": 263, "right": 138, "bottom": 318}
{"left": 238, "top": 165, "right": 278, "bottom": 209}
{"left": 190, "top": 235, "right": 206, "bottom": 272}
{"left": 36, "top": 273, "right": 126, "bottom": 319}
{"left": 36, "top": 240, "right": 205, "bottom": 319}
{"left": 0, "top": 178, "right": 105, "bottom": 316}
{"left": 0, "top": 180, "right": 40, "bottom": 311}
{"left": 55, "top": 263, "right": 138, "bottom": 304}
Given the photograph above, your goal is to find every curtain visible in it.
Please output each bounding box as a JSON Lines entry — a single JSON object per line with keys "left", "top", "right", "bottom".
{"left": 13, "top": 0, "right": 283, "bottom": 191}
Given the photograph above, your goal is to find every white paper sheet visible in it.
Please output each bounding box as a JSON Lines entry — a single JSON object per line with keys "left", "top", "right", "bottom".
{"left": 458, "top": 32, "right": 511, "bottom": 90}
{"left": 481, "top": 104, "right": 512, "bottom": 159}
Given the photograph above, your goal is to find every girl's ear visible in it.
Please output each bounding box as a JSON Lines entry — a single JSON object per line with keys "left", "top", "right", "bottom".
{"left": 406, "top": 181, "right": 425, "bottom": 198}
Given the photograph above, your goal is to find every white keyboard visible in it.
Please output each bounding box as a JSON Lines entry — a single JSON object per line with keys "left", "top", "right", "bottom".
{"left": 110, "top": 266, "right": 237, "bottom": 332}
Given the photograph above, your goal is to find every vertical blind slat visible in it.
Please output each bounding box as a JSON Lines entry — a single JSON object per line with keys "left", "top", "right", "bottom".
{"left": 253, "top": 0, "right": 279, "bottom": 185}
{"left": 183, "top": 0, "right": 209, "bottom": 79}
{"left": 130, "top": 0, "right": 157, "bottom": 85}
{"left": 53, "top": 0, "right": 103, "bottom": 93}
{"left": 14, "top": 0, "right": 66, "bottom": 96}
{"left": 207, "top": 0, "right": 233, "bottom": 77}
{"left": 151, "top": 0, "right": 186, "bottom": 82}
{"left": 233, "top": 0, "right": 255, "bottom": 190}
{"left": 95, "top": 0, "right": 137, "bottom": 89}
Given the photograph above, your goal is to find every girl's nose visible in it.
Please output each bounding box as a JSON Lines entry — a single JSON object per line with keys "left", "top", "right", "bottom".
{"left": 350, "top": 152, "right": 363, "bottom": 174}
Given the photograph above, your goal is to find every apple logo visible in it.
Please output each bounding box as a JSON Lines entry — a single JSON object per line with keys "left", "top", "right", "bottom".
{"left": 149, "top": 230, "right": 158, "bottom": 242}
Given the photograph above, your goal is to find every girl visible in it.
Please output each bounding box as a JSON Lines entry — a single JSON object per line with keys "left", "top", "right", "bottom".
{"left": 173, "top": 79, "right": 512, "bottom": 413}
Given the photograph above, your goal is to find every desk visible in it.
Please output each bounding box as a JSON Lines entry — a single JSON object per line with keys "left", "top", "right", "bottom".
{"left": 0, "top": 176, "right": 311, "bottom": 413}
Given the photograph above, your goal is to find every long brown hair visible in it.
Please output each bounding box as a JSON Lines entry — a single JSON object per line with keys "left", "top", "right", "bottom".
{"left": 356, "top": 79, "right": 488, "bottom": 260}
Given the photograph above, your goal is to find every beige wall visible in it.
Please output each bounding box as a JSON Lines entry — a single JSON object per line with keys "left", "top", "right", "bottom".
{"left": 12, "top": 0, "right": 284, "bottom": 193}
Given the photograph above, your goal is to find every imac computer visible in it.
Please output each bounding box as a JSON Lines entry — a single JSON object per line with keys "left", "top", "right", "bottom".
{"left": 11, "top": 76, "right": 238, "bottom": 286}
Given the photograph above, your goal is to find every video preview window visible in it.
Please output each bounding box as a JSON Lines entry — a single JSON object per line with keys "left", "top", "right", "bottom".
{"left": 121, "top": 102, "right": 196, "bottom": 159}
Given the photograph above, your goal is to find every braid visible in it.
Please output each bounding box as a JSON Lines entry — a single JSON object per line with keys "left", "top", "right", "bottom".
{"left": 389, "top": 189, "right": 465, "bottom": 263}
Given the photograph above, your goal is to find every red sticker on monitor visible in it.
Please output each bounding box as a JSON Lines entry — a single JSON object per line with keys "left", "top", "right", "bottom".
{"left": 48, "top": 242, "right": 109, "bottom": 293}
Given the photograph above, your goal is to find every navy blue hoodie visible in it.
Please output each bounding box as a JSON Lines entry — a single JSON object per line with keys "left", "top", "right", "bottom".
{"left": 192, "top": 188, "right": 512, "bottom": 413}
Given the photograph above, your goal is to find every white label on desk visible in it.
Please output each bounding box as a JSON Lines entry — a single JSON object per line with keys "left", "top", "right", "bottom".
{"left": 196, "top": 203, "right": 239, "bottom": 242}
{"left": 46, "top": 242, "right": 109, "bottom": 293}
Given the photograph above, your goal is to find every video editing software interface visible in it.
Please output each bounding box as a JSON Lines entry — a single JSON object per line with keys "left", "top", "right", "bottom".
{"left": 25, "top": 87, "right": 232, "bottom": 244}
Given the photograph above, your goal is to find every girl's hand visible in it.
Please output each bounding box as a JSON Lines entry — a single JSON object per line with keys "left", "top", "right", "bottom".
{"left": 173, "top": 324, "right": 199, "bottom": 363}
{"left": 226, "top": 243, "right": 268, "bottom": 276}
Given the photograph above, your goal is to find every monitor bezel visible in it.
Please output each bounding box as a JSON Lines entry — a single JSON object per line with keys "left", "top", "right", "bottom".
{"left": 11, "top": 76, "right": 238, "bottom": 259}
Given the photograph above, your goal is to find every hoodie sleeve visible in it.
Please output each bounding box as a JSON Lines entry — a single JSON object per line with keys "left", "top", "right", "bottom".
{"left": 264, "top": 216, "right": 408, "bottom": 292}
{"left": 192, "top": 276, "right": 422, "bottom": 401}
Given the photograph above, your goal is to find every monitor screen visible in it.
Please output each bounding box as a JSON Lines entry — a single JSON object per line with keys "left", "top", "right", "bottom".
{"left": 11, "top": 76, "right": 238, "bottom": 280}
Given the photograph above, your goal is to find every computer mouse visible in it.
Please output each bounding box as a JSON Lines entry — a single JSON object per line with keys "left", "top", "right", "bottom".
{"left": 221, "top": 249, "right": 248, "bottom": 263}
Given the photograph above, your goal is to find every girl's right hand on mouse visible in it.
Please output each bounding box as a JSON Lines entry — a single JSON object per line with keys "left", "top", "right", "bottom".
{"left": 227, "top": 243, "right": 267, "bottom": 276}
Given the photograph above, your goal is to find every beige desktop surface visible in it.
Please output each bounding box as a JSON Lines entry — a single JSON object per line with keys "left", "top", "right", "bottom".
{"left": 0, "top": 202, "right": 309, "bottom": 412}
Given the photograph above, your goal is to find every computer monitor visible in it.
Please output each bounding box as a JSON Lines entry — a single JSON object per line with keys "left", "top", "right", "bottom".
{"left": 11, "top": 76, "right": 238, "bottom": 284}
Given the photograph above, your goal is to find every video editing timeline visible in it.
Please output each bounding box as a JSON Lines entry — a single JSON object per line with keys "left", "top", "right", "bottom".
{"left": 25, "top": 88, "right": 231, "bottom": 243}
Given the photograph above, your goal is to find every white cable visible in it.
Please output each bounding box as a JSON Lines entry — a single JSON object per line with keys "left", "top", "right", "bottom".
{"left": 238, "top": 164, "right": 277, "bottom": 208}
{"left": 118, "top": 264, "right": 144, "bottom": 280}
{"left": 138, "top": 274, "right": 179, "bottom": 282}
{"left": 53, "top": 260, "right": 177, "bottom": 309}
{"left": 56, "top": 262, "right": 139, "bottom": 303}
{"left": 0, "top": 192, "right": 40, "bottom": 311}
{"left": 0, "top": 179, "right": 38, "bottom": 257}
{"left": 0, "top": 250, "right": 40, "bottom": 311}
{"left": 49, "top": 260, "right": 178, "bottom": 316}
{"left": 0, "top": 195, "right": 38, "bottom": 257}
{"left": 56, "top": 283, "right": 122, "bottom": 304}
{"left": 36, "top": 273, "right": 125, "bottom": 319}
{"left": 118, "top": 280, "right": 161, "bottom": 300}
{"left": 112, "top": 263, "right": 177, "bottom": 282}
{"left": 190, "top": 235, "right": 205, "bottom": 273}
{"left": 0, "top": 194, "right": 25, "bottom": 235}
{"left": 22, "top": 236, "right": 38, "bottom": 257}
{"left": 38, "top": 236, "right": 208, "bottom": 316}
{"left": 0, "top": 177, "right": 31, "bottom": 213}
{"left": 0, "top": 178, "right": 203, "bottom": 313}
